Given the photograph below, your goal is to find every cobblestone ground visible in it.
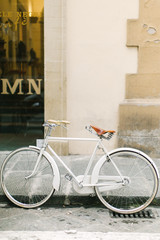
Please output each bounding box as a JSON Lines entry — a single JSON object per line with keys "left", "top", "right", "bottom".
{"left": 1, "top": 232, "right": 160, "bottom": 240}
{"left": 0, "top": 201, "right": 160, "bottom": 239}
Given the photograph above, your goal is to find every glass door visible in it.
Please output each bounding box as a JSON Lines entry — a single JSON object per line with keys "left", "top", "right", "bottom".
{"left": 0, "top": 0, "right": 44, "bottom": 150}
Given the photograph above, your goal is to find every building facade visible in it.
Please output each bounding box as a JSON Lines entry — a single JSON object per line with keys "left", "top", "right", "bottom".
{"left": 0, "top": 0, "right": 159, "bottom": 157}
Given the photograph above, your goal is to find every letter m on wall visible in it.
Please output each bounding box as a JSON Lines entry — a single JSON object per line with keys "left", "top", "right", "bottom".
{"left": 1, "top": 79, "right": 24, "bottom": 95}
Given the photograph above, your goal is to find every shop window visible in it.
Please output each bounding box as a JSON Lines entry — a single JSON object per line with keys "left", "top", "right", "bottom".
{"left": 0, "top": 0, "right": 44, "bottom": 150}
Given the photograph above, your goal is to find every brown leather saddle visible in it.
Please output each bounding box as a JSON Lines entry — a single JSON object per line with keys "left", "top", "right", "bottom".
{"left": 90, "top": 125, "right": 115, "bottom": 136}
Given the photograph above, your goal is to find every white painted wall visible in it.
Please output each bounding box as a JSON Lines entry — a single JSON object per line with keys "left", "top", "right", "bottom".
{"left": 66, "top": 0, "right": 139, "bottom": 154}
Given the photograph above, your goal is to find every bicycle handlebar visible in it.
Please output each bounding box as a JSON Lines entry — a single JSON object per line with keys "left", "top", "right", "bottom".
{"left": 43, "top": 120, "right": 70, "bottom": 128}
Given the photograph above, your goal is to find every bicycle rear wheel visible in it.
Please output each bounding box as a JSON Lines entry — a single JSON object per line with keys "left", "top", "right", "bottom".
{"left": 1, "top": 147, "right": 54, "bottom": 208}
{"left": 95, "top": 149, "right": 159, "bottom": 214}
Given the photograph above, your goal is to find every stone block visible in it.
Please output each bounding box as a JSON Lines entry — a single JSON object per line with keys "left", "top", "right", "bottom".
{"left": 118, "top": 102, "right": 160, "bottom": 156}
{"left": 139, "top": 46, "right": 160, "bottom": 73}
{"left": 126, "top": 74, "right": 160, "bottom": 99}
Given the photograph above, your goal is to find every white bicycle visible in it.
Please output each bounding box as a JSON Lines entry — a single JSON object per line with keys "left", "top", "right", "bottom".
{"left": 1, "top": 120, "right": 159, "bottom": 214}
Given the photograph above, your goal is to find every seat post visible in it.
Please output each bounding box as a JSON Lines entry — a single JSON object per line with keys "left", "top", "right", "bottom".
{"left": 45, "top": 124, "right": 54, "bottom": 137}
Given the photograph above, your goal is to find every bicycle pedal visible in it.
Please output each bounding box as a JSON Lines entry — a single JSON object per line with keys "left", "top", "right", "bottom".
{"left": 65, "top": 173, "right": 72, "bottom": 181}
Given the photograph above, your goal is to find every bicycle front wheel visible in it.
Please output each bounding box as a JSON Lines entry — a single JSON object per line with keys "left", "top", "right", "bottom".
{"left": 95, "top": 149, "right": 159, "bottom": 214}
{"left": 1, "top": 147, "right": 54, "bottom": 208}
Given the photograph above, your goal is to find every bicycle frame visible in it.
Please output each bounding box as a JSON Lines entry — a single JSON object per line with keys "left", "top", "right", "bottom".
{"left": 42, "top": 135, "right": 125, "bottom": 189}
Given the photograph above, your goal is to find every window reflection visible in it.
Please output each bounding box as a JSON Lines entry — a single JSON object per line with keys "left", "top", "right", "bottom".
{"left": 0, "top": 0, "right": 44, "bottom": 150}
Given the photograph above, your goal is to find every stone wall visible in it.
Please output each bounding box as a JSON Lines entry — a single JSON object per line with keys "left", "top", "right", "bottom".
{"left": 44, "top": 0, "right": 68, "bottom": 155}
{"left": 119, "top": 0, "right": 160, "bottom": 157}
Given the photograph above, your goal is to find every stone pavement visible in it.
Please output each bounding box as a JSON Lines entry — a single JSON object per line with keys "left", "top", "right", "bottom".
{"left": 1, "top": 232, "right": 160, "bottom": 240}
{"left": 0, "top": 200, "right": 160, "bottom": 239}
